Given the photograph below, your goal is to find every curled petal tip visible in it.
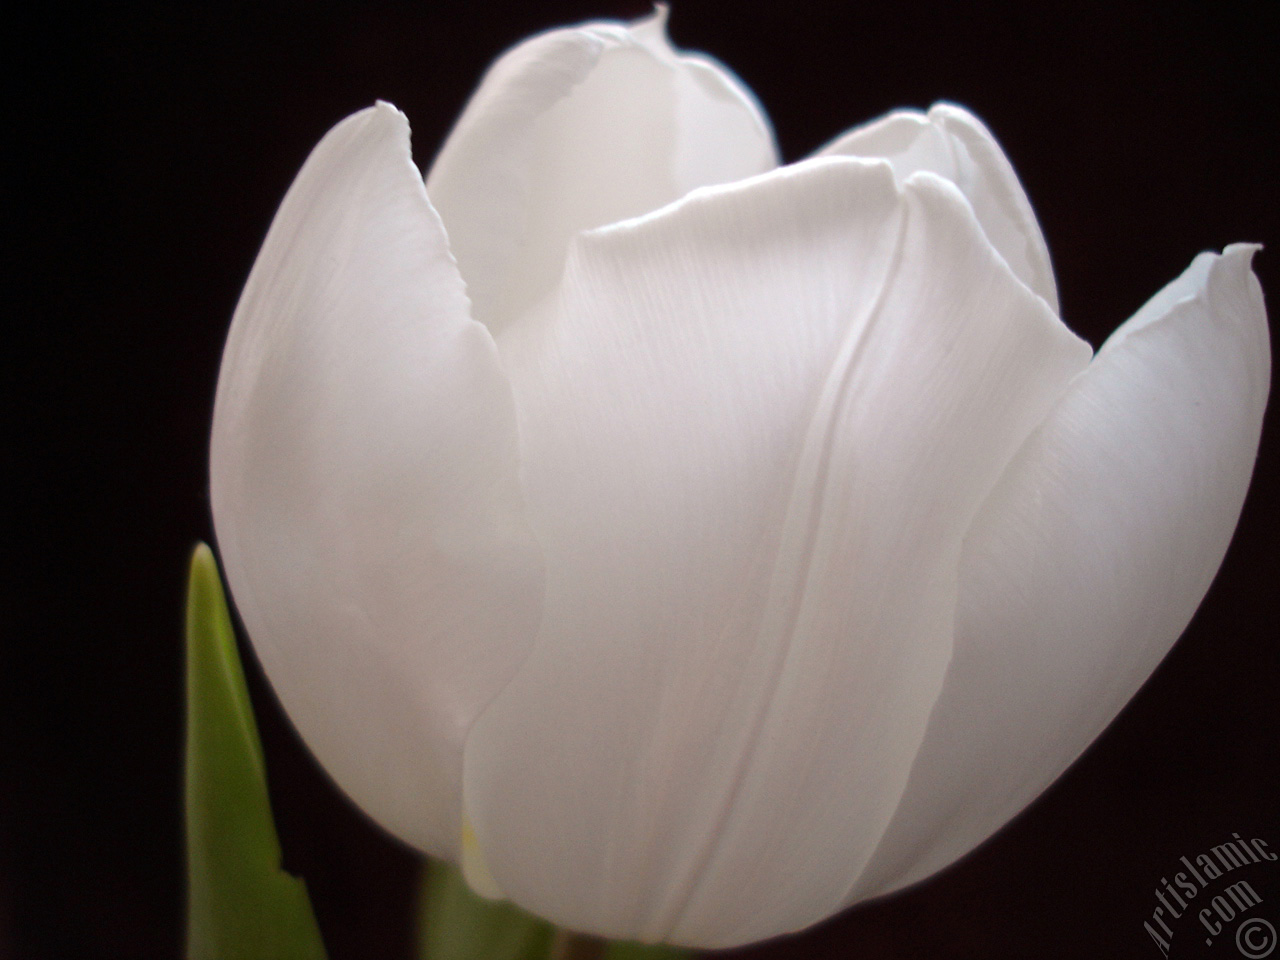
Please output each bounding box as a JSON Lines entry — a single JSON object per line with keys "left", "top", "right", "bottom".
{"left": 630, "top": 3, "right": 673, "bottom": 53}
{"left": 1217, "top": 243, "right": 1264, "bottom": 300}
{"left": 1223, "top": 241, "right": 1262, "bottom": 262}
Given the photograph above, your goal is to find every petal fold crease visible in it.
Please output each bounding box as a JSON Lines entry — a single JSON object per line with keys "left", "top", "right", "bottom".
{"left": 463, "top": 159, "right": 1090, "bottom": 946}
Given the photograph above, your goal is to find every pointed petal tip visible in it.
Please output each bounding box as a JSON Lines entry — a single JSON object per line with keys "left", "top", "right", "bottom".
{"left": 340, "top": 99, "right": 402, "bottom": 128}
{"left": 367, "top": 99, "right": 411, "bottom": 143}
{"left": 306, "top": 101, "right": 413, "bottom": 174}
{"left": 1097, "top": 243, "right": 1266, "bottom": 360}
{"left": 926, "top": 102, "right": 1001, "bottom": 146}
{"left": 1210, "top": 243, "right": 1268, "bottom": 345}
{"left": 899, "top": 170, "right": 1086, "bottom": 357}
{"left": 1224, "top": 240, "right": 1262, "bottom": 256}
{"left": 899, "top": 167, "right": 995, "bottom": 225}
{"left": 819, "top": 100, "right": 1059, "bottom": 312}
{"left": 927, "top": 101, "right": 981, "bottom": 126}
{"left": 1216, "top": 241, "right": 1264, "bottom": 290}
{"left": 423, "top": 7, "right": 776, "bottom": 334}
{"left": 626, "top": 5, "right": 674, "bottom": 61}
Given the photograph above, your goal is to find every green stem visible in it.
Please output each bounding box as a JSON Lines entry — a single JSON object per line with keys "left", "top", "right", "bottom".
{"left": 548, "top": 929, "right": 606, "bottom": 960}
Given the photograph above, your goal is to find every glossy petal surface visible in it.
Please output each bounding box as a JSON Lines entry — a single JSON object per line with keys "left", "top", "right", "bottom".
{"left": 211, "top": 104, "right": 542, "bottom": 858}
{"left": 465, "top": 159, "right": 1090, "bottom": 946}
{"left": 425, "top": 10, "right": 776, "bottom": 335}
{"left": 851, "top": 246, "right": 1269, "bottom": 900}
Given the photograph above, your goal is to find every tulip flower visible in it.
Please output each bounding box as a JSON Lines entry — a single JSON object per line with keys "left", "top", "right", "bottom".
{"left": 209, "top": 9, "right": 1269, "bottom": 949}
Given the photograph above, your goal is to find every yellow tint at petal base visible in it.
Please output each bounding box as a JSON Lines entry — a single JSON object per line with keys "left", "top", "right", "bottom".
{"left": 461, "top": 816, "right": 505, "bottom": 900}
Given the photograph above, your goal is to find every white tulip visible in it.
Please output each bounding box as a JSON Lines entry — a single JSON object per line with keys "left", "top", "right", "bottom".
{"left": 210, "top": 9, "right": 1269, "bottom": 948}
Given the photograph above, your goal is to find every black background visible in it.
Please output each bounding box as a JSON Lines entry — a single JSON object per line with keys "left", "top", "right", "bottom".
{"left": 8, "top": 1, "right": 1278, "bottom": 958}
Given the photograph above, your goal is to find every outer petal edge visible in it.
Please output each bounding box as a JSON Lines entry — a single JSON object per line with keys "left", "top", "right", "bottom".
{"left": 211, "top": 103, "right": 544, "bottom": 859}
{"left": 849, "top": 244, "right": 1269, "bottom": 901}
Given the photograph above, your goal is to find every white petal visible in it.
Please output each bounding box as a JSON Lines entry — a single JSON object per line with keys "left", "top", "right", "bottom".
{"left": 819, "top": 103, "right": 1058, "bottom": 311}
{"left": 424, "top": 8, "right": 777, "bottom": 336}
{"left": 463, "top": 159, "right": 1090, "bottom": 946}
{"left": 210, "top": 104, "right": 543, "bottom": 859}
{"left": 850, "top": 245, "right": 1269, "bottom": 901}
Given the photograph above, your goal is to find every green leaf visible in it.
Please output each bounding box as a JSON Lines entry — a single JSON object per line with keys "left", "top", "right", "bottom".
{"left": 418, "top": 858, "right": 555, "bottom": 960}
{"left": 185, "top": 543, "right": 327, "bottom": 960}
